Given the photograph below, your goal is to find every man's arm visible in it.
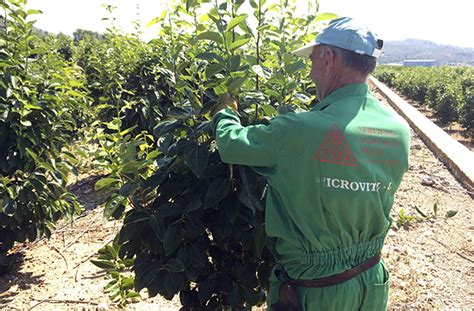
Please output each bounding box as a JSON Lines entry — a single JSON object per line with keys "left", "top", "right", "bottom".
{"left": 211, "top": 108, "right": 281, "bottom": 169}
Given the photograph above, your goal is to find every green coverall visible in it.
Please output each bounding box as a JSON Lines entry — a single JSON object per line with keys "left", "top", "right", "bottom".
{"left": 211, "top": 83, "right": 411, "bottom": 310}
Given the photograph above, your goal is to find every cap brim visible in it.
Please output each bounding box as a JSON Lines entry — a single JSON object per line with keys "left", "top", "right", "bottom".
{"left": 292, "top": 41, "right": 319, "bottom": 58}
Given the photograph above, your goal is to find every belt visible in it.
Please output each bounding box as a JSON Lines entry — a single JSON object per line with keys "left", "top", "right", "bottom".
{"left": 270, "top": 253, "right": 382, "bottom": 311}
{"left": 289, "top": 252, "right": 381, "bottom": 288}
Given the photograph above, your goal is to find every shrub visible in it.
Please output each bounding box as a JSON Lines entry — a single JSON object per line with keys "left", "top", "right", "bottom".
{"left": 88, "top": 0, "right": 327, "bottom": 308}
{"left": 375, "top": 65, "right": 474, "bottom": 129}
{"left": 0, "top": 0, "right": 84, "bottom": 273}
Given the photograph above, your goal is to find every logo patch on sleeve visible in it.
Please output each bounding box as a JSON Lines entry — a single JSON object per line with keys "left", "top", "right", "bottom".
{"left": 313, "top": 124, "right": 359, "bottom": 166}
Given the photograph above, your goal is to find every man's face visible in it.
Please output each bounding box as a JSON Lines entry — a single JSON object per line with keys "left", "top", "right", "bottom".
{"left": 309, "top": 46, "right": 326, "bottom": 99}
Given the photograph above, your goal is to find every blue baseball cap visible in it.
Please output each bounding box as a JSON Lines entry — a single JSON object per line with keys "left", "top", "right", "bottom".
{"left": 293, "top": 17, "right": 383, "bottom": 58}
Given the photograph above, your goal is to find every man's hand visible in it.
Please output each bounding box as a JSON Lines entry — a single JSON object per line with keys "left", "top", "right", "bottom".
{"left": 210, "top": 94, "right": 239, "bottom": 116}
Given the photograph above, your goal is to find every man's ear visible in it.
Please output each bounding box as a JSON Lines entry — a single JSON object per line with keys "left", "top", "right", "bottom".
{"left": 324, "top": 47, "right": 336, "bottom": 75}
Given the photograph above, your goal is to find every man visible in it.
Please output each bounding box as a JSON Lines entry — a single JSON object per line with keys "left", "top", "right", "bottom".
{"left": 211, "top": 17, "right": 410, "bottom": 310}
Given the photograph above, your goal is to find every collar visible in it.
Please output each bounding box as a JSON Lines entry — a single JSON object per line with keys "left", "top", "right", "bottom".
{"left": 312, "top": 83, "right": 369, "bottom": 111}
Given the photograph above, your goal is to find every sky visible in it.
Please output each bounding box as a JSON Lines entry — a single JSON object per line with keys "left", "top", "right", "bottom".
{"left": 23, "top": 0, "right": 474, "bottom": 48}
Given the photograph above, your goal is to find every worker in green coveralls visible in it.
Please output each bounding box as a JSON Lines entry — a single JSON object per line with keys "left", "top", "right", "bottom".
{"left": 211, "top": 17, "right": 410, "bottom": 310}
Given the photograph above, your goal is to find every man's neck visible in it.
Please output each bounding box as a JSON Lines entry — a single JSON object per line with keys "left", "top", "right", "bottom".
{"left": 322, "top": 70, "right": 367, "bottom": 100}
{"left": 339, "top": 69, "right": 367, "bottom": 86}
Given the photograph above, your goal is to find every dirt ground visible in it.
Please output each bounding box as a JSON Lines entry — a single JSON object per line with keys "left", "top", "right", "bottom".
{"left": 372, "top": 90, "right": 474, "bottom": 308}
{"left": 0, "top": 90, "right": 473, "bottom": 310}
{"left": 0, "top": 173, "right": 181, "bottom": 310}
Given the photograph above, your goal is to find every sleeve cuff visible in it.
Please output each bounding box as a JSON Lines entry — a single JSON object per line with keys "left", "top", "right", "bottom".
{"left": 211, "top": 107, "right": 240, "bottom": 134}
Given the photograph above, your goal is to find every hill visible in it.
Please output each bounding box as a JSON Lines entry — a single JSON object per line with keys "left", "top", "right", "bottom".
{"left": 379, "top": 39, "right": 474, "bottom": 66}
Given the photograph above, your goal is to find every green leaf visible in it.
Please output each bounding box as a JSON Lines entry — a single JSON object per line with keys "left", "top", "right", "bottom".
{"left": 0, "top": 105, "right": 9, "bottom": 121}
{"left": 253, "top": 224, "right": 266, "bottom": 258}
{"left": 2, "top": 197, "right": 15, "bottom": 216}
{"left": 176, "top": 243, "right": 193, "bottom": 268}
{"left": 214, "top": 83, "right": 228, "bottom": 95}
{"left": 196, "top": 31, "right": 223, "bottom": 45}
{"left": 158, "top": 203, "right": 184, "bottom": 218}
{"left": 205, "top": 63, "right": 226, "bottom": 79}
{"left": 218, "top": 2, "right": 227, "bottom": 10}
{"left": 91, "top": 259, "right": 116, "bottom": 270}
{"left": 104, "top": 194, "right": 126, "bottom": 219}
{"left": 10, "top": 76, "right": 18, "bottom": 89}
{"left": 238, "top": 21, "right": 253, "bottom": 37}
{"left": 183, "top": 216, "right": 204, "bottom": 238}
{"left": 286, "top": 60, "right": 306, "bottom": 75}
{"left": 229, "top": 55, "right": 241, "bottom": 72}
{"left": 226, "top": 14, "right": 248, "bottom": 32}
{"left": 121, "top": 277, "right": 135, "bottom": 290}
{"left": 95, "top": 177, "right": 118, "bottom": 191}
{"left": 146, "top": 149, "right": 160, "bottom": 160}
{"left": 105, "top": 119, "right": 121, "bottom": 131}
{"left": 25, "top": 148, "right": 38, "bottom": 161}
{"left": 146, "top": 17, "right": 162, "bottom": 28}
{"left": 135, "top": 265, "right": 160, "bottom": 291}
{"left": 257, "top": 24, "right": 272, "bottom": 32}
{"left": 162, "top": 270, "right": 184, "bottom": 299}
{"left": 228, "top": 77, "right": 247, "bottom": 93}
{"left": 184, "top": 87, "right": 202, "bottom": 109}
{"left": 445, "top": 210, "right": 458, "bottom": 218}
{"left": 143, "top": 171, "right": 167, "bottom": 190}
{"left": 251, "top": 64, "right": 271, "bottom": 80}
{"left": 168, "top": 106, "right": 191, "bottom": 119}
{"left": 204, "top": 178, "right": 230, "bottom": 208}
{"left": 153, "top": 120, "right": 183, "bottom": 137}
{"left": 99, "top": 244, "right": 118, "bottom": 259}
{"left": 196, "top": 52, "right": 223, "bottom": 63}
{"left": 119, "top": 182, "right": 136, "bottom": 197}
{"left": 146, "top": 11, "right": 167, "bottom": 27}
{"left": 261, "top": 104, "right": 278, "bottom": 116}
{"left": 126, "top": 291, "right": 141, "bottom": 298}
{"left": 185, "top": 0, "right": 197, "bottom": 11}
{"left": 229, "top": 285, "right": 242, "bottom": 306}
{"left": 294, "top": 92, "right": 311, "bottom": 103}
{"left": 149, "top": 213, "right": 166, "bottom": 240}
{"left": 164, "top": 222, "right": 183, "bottom": 255}
{"left": 27, "top": 9, "right": 43, "bottom": 15}
{"left": 29, "top": 177, "right": 46, "bottom": 191}
{"left": 242, "top": 286, "right": 260, "bottom": 306}
{"left": 191, "top": 244, "right": 207, "bottom": 268}
{"left": 266, "top": 3, "right": 278, "bottom": 12}
{"left": 198, "top": 277, "right": 215, "bottom": 304}
{"left": 184, "top": 199, "right": 202, "bottom": 213}
{"left": 164, "top": 258, "right": 185, "bottom": 272}
{"left": 315, "top": 12, "right": 339, "bottom": 22}
{"left": 24, "top": 103, "right": 42, "bottom": 110}
{"left": 119, "top": 126, "right": 137, "bottom": 137}
{"left": 20, "top": 119, "right": 32, "bottom": 127}
{"left": 229, "top": 38, "right": 251, "bottom": 51}
{"left": 183, "top": 144, "right": 209, "bottom": 178}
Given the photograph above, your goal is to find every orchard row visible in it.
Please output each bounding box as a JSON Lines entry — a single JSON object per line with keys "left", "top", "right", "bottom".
{"left": 374, "top": 65, "right": 473, "bottom": 131}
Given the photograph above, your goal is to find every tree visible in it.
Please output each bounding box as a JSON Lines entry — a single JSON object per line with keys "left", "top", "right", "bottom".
{"left": 87, "top": 0, "right": 332, "bottom": 308}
